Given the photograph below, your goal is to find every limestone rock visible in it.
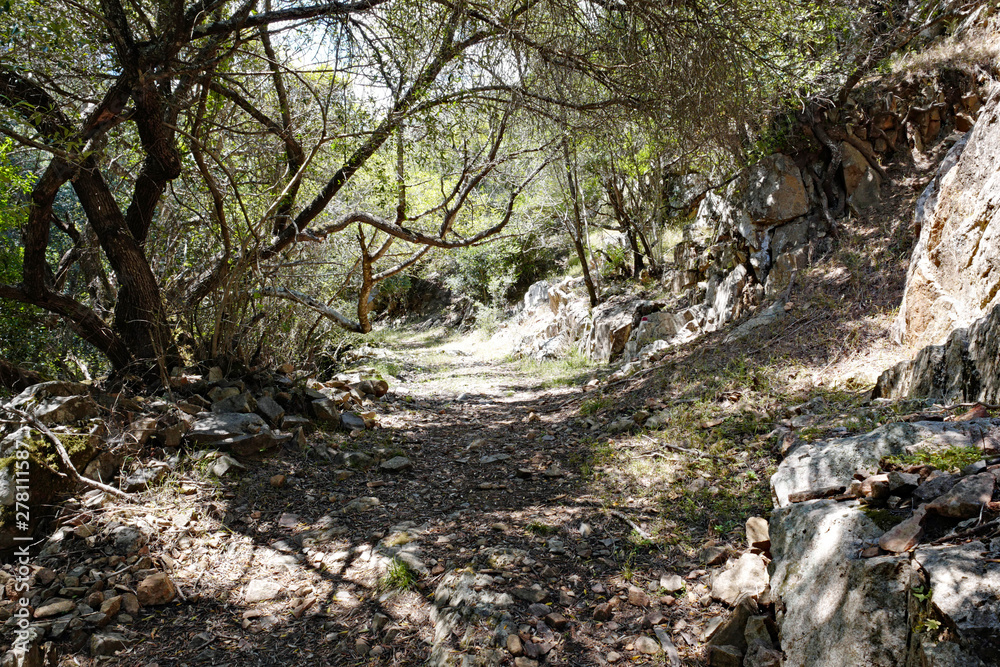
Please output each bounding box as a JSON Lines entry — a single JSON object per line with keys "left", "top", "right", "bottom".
{"left": 769, "top": 500, "right": 910, "bottom": 667}
{"left": 841, "top": 141, "right": 882, "bottom": 211}
{"left": 711, "top": 553, "right": 769, "bottom": 605}
{"left": 916, "top": 640, "right": 986, "bottom": 667}
{"left": 891, "top": 89, "right": 1000, "bottom": 352}
{"left": 741, "top": 154, "right": 810, "bottom": 225}
{"left": 914, "top": 541, "right": 1000, "bottom": 661}
{"left": 772, "top": 421, "right": 993, "bottom": 508}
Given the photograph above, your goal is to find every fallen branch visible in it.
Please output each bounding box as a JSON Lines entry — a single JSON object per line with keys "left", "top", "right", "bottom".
{"left": 928, "top": 517, "right": 999, "bottom": 546}
{"left": 606, "top": 509, "right": 653, "bottom": 542}
{"left": 1, "top": 406, "right": 131, "bottom": 500}
{"left": 640, "top": 434, "right": 716, "bottom": 459}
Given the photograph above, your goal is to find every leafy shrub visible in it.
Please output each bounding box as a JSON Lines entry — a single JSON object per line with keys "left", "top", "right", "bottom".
{"left": 443, "top": 233, "right": 562, "bottom": 305}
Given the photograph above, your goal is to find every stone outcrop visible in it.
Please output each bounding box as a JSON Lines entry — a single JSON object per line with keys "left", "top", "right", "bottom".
{"left": 767, "top": 415, "right": 1000, "bottom": 666}
{"left": 873, "top": 301, "right": 1000, "bottom": 404}
{"left": 892, "top": 84, "right": 1000, "bottom": 350}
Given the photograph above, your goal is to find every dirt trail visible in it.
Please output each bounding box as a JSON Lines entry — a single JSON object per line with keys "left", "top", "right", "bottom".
{"left": 101, "top": 331, "right": 716, "bottom": 667}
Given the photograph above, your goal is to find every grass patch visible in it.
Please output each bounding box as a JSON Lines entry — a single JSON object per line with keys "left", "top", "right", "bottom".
{"left": 580, "top": 396, "right": 613, "bottom": 416}
{"left": 884, "top": 445, "right": 983, "bottom": 472}
{"left": 509, "top": 348, "right": 595, "bottom": 388}
{"left": 379, "top": 557, "right": 418, "bottom": 592}
{"left": 525, "top": 521, "right": 559, "bottom": 536}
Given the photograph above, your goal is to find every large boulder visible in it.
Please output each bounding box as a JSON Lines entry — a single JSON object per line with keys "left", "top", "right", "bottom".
{"left": 739, "top": 154, "right": 811, "bottom": 226}
{"left": 914, "top": 541, "right": 1000, "bottom": 662}
{"left": 769, "top": 499, "right": 911, "bottom": 667}
{"left": 892, "top": 85, "right": 1000, "bottom": 350}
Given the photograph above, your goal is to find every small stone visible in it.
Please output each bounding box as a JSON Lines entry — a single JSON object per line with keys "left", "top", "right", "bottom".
{"left": 887, "top": 471, "right": 920, "bottom": 495}
{"left": 74, "top": 523, "right": 96, "bottom": 538}
{"left": 354, "top": 639, "right": 370, "bottom": 656}
{"left": 514, "top": 658, "right": 538, "bottom": 667}
{"left": 380, "top": 456, "right": 413, "bottom": 472}
{"left": 137, "top": 572, "right": 177, "bottom": 606}
{"left": 879, "top": 507, "right": 928, "bottom": 552}
{"left": 34, "top": 599, "right": 75, "bottom": 619}
{"left": 913, "top": 473, "right": 959, "bottom": 502}
{"left": 711, "top": 553, "right": 769, "bottom": 605}
{"left": 35, "top": 567, "right": 57, "bottom": 585}
{"left": 528, "top": 603, "right": 549, "bottom": 617}
{"left": 507, "top": 634, "right": 524, "bottom": 656}
{"left": 89, "top": 631, "right": 132, "bottom": 657}
{"left": 660, "top": 573, "right": 684, "bottom": 592}
{"left": 269, "top": 474, "right": 286, "bottom": 488}
{"left": 606, "top": 651, "right": 622, "bottom": 663}
{"left": 256, "top": 395, "right": 285, "bottom": 426}
{"left": 628, "top": 586, "right": 649, "bottom": 607}
{"left": 926, "top": 472, "right": 995, "bottom": 518}
{"left": 745, "top": 517, "right": 770, "bottom": 551}
{"left": 100, "top": 595, "right": 122, "bottom": 617}
{"left": 961, "top": 460, "right": 987, "bottom": 476}
{"left": 512, "top": 586, "right": 548, "bottom": 603}
{"left": 744, "top": 615, "right": 773, "bottom": 648}
{"left": 371, "top": 612, "right": 390, "bottom": 634}
{"left": 593, "top": 603, "right": 613, "bottom": 621}
{"left": 210, "top": 454, "right": 244, "bottom": 477}
{"left": 244, "top": 579, "right": 283, "bottom": 603}
{"left": 641, "top": 610, "right": 665, "bottom": 628}
{"left": 701, "top": 544, "right": 728, "bottom": 566}
{"left": 744, "top": 644, "right": 783, "bottom": 667}
{"left": 635, "top": 635, "right": 661, "bottom": 654}
{"left": 707, "top": 644, "right": 743, "bottom": 667}
{"left": 544, "top": 611, "right": 569, "bottom": 630}
{"left": 121, "top": 593, "right": 140, "bottom": 614}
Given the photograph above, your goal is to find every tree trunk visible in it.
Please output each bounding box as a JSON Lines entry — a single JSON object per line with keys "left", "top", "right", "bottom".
{"left": 562, "top": 139, "right": 598, "bottom": 307}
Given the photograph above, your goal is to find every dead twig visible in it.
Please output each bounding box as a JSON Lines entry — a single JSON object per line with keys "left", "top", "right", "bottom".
{"left": 640, "top": 434, "right": 716, "bottom": 459}
{"left": 928, "top": 516, "right": 999, "bottom": 546}
{"left": 606, "top": 509, "right": 654, "bottom": 542}
{"left": 1, "top": 405, "right": 132, "bottom": 500}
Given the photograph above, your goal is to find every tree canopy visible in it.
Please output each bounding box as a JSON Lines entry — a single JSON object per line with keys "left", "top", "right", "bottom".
{"left": 0, "top": 0, "right": 951, "bottom": 382}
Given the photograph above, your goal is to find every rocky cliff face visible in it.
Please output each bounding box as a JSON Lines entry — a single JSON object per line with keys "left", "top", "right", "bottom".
{"left": 892, "top": 83, "right": 1000, "bottom": 351}
{"left": 874, "top": 84, "right": 1000, "bottom": 404}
